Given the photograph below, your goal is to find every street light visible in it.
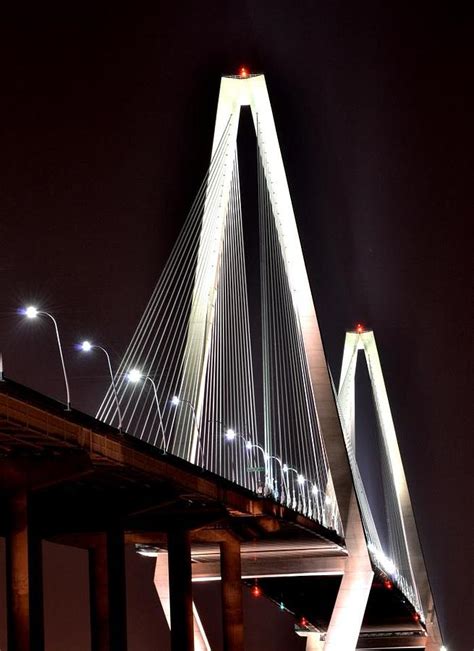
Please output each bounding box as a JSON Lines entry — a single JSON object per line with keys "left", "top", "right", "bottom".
{"left": 207, "top": 419, "right": 318, "bottom": 513}
{"left": 80, "top": 341, "right": 123, "bottom": 431}
{"left": 225, "top": 428, "right": 236, "bottom": 441}
{"left": 283, "top": 465, "right": 307, "bottom": 509}
{"left": 240, "top": 441, "right": 272, "bottom": 494}
{"left": 22, "top": 306, "right": 71, "bottom": 411}
{"left": 127, "top": 370, "right": 167, "bottom": 449}
{"left": 267, "top": 454, "right": 289, "bottom": 501}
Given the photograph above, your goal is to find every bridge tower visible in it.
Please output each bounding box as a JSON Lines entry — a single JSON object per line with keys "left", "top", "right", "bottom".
{"left": 338, "top": 328, "right": 443, "bottom": 649}
{"left": 179, "top": 72, "right": 373, "bottom": 650}
{"left": 97, "top": 72, "right": 444, "bottom": 650}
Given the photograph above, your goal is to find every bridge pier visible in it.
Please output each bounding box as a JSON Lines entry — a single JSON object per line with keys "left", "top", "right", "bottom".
{"left": 89, "top": 529, "right": 127, "bottom": 651}
{"left": 1, "top": 454, "right": 90, "bottom": 651}
{"left": 220, "top": 538, "right": 244, "bottom": 651}
{"left": 168, "top": 529, "right": 195, "bottom": 651}
{"left": 154, "top": 550, "right": 210, "bottom": 650}
{"left": 5, "top": 489, "right": 44, "bottom": 651}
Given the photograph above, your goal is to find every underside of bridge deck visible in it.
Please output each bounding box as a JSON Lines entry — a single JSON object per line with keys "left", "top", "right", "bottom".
{"left": 0, "top": 378, "right": 429, "bottom": 650}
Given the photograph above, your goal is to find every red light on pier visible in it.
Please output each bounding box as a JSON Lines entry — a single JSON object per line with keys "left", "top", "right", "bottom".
{"left": 251, "top": 581, "right": 262, "bottom": 597}
{"left": 239, "top": 66, "right": 249, "bottom": 78}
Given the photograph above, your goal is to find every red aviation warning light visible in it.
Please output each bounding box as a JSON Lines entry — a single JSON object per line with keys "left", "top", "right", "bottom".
{"left": 412, "top": 612, "right": 421, "bottom": 623}
{"left": 239, "top": 66, "right": 249, "bottom": 78}
{"left": 356, "top": 323, "right": 364, "bottom": 334}
{"left": 383, "top": 578, "right": 393, "bottom": 590}
{"left": 299, "top": 617, "right": 308, "bottom": 627}
{"left": 251, "top": 580, "right": 262, "bottom": 597}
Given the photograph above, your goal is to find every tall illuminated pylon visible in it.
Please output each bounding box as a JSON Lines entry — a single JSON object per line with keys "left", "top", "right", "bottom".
{"left": 178, "top": 72, "right": 373, "bottom": 650}
{"left": 97, "top": 72, "right": 444, "bottom": 649}
{"left": 338, "top": 328, "right": 443, "bottom": 649}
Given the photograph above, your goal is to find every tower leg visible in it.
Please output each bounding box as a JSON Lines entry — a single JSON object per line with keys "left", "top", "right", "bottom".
{"left": 324, "top": 491, "right": 373, "bottom": 651}
{"left": 5, "top": 489, "right": 44, "bottom": 651}
{"left": 304, "top": 633, "right": 324, "bottom": 650}
{"left": 425, "top": 610, "right": 444, "bottom": 651}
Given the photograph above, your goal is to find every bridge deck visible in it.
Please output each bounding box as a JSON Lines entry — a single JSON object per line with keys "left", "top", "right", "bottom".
{"left": 0, "top": 378, "right": 428, "bottom": 647}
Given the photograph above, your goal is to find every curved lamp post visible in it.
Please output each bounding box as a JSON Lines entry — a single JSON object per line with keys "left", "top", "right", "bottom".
{"left": 22, "top": 306, "right": 71, "bottom": 411}
{"left": 267, "top": 455, "right": 289, "bottom": 501}
{"left": 282, "top": 465, "right": 305, "bottom": 509}
{"left": 128, "top": 370, "right": 167, "bottom": 450}
{"left": 80, "top": 341, "right": 123, "bottom": 432}
{"left": 241, "top": 441, "right": 272, "bottom": 494}
{"left": 225, "top": 433, "right": 289, "bottom": 499}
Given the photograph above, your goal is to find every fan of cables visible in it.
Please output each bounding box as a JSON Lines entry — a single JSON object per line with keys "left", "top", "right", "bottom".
{"left": 97, "top": 115, "right": 342, "bottom": 533}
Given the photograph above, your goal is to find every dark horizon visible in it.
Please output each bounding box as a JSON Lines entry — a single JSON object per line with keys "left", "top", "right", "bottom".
{"left": 0, "top": 4, "right": 472, "bottom": 649}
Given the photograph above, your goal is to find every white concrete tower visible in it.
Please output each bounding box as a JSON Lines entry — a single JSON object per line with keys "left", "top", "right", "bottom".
{"left": 179, "top": 71, "right": 373, "bottom": 650}
{"left": 338, "top": 327, "right": 443, "bottom": 650}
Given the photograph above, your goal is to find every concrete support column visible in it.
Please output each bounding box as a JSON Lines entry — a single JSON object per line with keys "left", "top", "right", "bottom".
{"left": 5, "top": 489, "right": 44, "bottom": 651}
{"left": 220, "top": 538, "right": 244, "bottom": 651}
{"left": 154, "top": 552, "right": 211, "bottom": 651}
{"left": 168, "top": 529, "right": 194, "bottom": 651}
{"left": 89, "top": 529, "right": 127, "bottom": 651}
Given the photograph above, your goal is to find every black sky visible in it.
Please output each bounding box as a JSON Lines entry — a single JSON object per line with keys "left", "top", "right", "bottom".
{"left": 0, "top": 3, "right": 472, "bottom": 649}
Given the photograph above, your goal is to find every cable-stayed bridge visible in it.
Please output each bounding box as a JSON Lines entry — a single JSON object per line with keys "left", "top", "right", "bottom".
{"left": 93, "top": 72, "right": 444, "bottom": 650}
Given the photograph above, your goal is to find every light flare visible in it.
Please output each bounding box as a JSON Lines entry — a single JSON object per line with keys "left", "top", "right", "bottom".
{"left": 127, "top": 369, "right": 142, "bottom": 383}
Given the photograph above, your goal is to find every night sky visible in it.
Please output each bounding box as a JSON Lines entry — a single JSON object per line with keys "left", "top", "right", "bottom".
{"left": 0, "top": 4, "right": 472, "bottom": 650}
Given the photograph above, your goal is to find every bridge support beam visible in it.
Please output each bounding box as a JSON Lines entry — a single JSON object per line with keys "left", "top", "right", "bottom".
{"left": 168, "top": 529, "right": 194, "bottom": 651}
{"left": 323, "top": 491, "right": 373, "bottom": 651}
{"left": 89, "top": 529, "right": 127, "bottom": 651}
{"left": 5, "top": 489, "right": 44, "bottom": 651}
{"left": 220, "top": 538, "right": 244, "bottom": 651}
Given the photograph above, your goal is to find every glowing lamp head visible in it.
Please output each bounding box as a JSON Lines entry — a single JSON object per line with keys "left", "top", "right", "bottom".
{"left": 81, "top": 340, "right": 92, "bottom": 352}
{"left": 297, "top": 474, "right": 305, "bottom": 486}
{"left": 383, "top": 578, "right": 393, "bottom": 590}
{"left": 412, "top": 612, "right": 420, "bottom": 623}
{"left": 356, "top": 323, "right": 364, "bottom": 334}
{"left": 171, "top": 395, "right": 180, "bottom": 406}
{"left": 225, "top": 428, "right": 236, "bottom": 441}
{"left": 311, "top": 484, "right": 318, "bottom": 496}
{"left": 299, "top": 617, "right": 307, "bottom": 627}
{"left": 127, "top": 369, "right": 142, "bottom": 383}
{"left": 239, "top": 66, "right": 249, "bottom": 78}
{"left": 282, "top": 463, "right": 288, "bottom": 473}
{"left": 25, "top": 306, "right": 38, "bottom": 319}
